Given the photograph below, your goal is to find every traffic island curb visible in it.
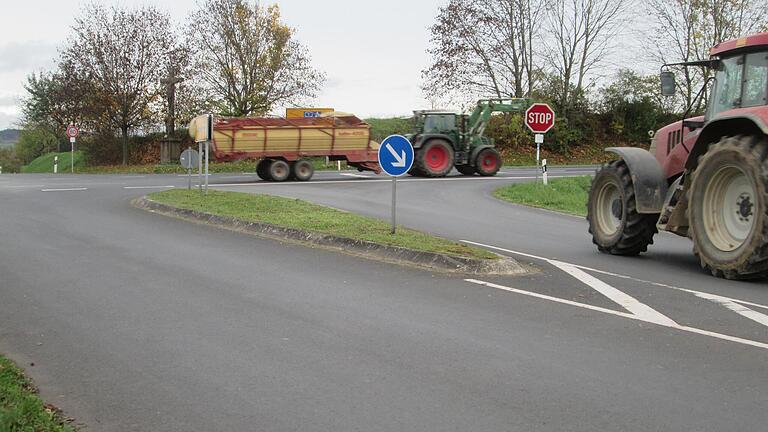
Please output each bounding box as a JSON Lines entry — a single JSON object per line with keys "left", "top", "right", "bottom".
{"left": 133, "top": 197, "right": 533, "bottom": 276}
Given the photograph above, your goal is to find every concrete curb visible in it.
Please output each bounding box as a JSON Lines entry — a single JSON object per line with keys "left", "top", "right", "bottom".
{"left": 133, "top": 197, "right": 532, "bottom": 276}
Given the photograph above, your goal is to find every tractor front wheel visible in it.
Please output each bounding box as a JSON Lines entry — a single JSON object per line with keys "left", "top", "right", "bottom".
{"left": 689, "top": 135, "right": 768, "bottom": 279}
{"left": 587, "top": 160, "right": 658, "bottom": 255}
{"left": 475, "top": 148, "right": 502, "bottom": 176}
{"left": 415, "top": 140, "right": 455, "bottom": 177}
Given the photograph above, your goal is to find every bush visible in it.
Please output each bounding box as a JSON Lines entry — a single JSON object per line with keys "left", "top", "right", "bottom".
{"left": 0, "top": 148, "right": 22, "bottom": 173}
{"left": 14, "top": 128, "right": 60, "bottom": 164}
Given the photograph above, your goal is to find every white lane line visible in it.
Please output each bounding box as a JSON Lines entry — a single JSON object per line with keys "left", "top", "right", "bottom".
{"left": 123, "top": 185, "right": 175, "bottom": 189}
{"left": 2, "top": 184, "right": 46, "bottom": 189}
{"left": 465, "top": 279, "right": 768, "bottom": 351}
{"left": 340, "top": 173, "right": 372, "bottom": 178}
{"left": 549, "top": 260, "right": 677, "bottom": 326}
{"left": 211, "top": 175, "right": 578, "bottom": 188}
{"left": 41, "top": 187, "right": 88, "bottom": 192}
{"left": 460, "top": 239, "right": 768, "bottom": 312}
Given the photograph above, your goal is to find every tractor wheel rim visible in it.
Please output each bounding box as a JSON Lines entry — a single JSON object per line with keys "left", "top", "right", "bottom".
{"left": 596, "top": 181, "right": 622, "bottom": 236}
{"left": 425, "top": 146, "right": 449, "bottom": 171}
{"left": 702, "top": 165, "right": 755, "bottom": 252}
{"left": 481, "top": 153, "right": 498, "bottom": 171}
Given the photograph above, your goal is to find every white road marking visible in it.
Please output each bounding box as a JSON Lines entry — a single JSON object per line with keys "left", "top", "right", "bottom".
{"left": 692, "top": 291, "right": 768, "bottom": 328}
{"left": 340, "top": 173, "right": 372, "bottom": 178}
{"left": 465, "top": 279, "right": 768, "bottom": 351}
{"left": 41, "top": 187, "right": 88, "bottom": 192}
{"left": 123, "top": 185, "right": 175, "bottom": 189}
{"left": 549, "top": 259, "right": 677, "bottom": 326}
{"left": 460, "top": 239, "right": 768, "bottom": 312}
{"left": 211, "top": 175, "right": 577, "bottom": 188}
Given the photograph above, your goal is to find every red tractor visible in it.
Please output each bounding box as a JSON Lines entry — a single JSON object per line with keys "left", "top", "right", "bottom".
{"left": 587, "top": 32, "right": 768, "bottom": 279}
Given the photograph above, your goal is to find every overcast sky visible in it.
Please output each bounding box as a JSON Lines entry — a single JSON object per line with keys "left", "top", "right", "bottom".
{"left": 0, "top": 0, "right": 445, "bottom": 129}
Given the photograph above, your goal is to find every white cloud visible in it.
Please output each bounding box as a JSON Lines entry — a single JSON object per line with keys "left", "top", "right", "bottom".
{"left": 0, "top": 41, "right": 58, "bottom": 73}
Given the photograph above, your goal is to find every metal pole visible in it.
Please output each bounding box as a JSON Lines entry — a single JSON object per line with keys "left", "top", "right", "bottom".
{"left": 188, "top": 168, "right": 192, "bottom": 190}
{"left": 204, "top": 140, "right": 210, "bottom": 195}
{"left": 71, "top": 139, "right": 75, "bottom": 173}
{"left": 391, "top": 176, "right": 397, "bottom": 234}
{"left": 198, "top": 141, "right": 203, "bottom": 195}
{"left": 535, "top": 141, "right": 540, "bottom": 183}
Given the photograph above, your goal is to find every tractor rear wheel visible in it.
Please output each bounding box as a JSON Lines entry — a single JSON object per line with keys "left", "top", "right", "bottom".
{"left": 475, "top": 148, "right": 502, "bottom": 176}
{"left": 415, "top": 139, "right": 455, "bottom": 177}
{"left": 256, "top": 159, "right": 272, "bottom": 181}
{"left": 587, "top": 160, "right": 658, "bottom": 255}
{"left": 455, "top": 165, "right": 476, "bottom": 176}
{"left": 291, "top": 159, "right": 314, "bottom": 181}
{"left": 268, "top": 159, "right": 290, "bottom": 182}
{"left": 689, "top": 135, "right": 768, "bottom": 279}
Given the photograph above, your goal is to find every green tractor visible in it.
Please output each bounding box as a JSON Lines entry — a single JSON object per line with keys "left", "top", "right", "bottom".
{"left": 405, "top": 98, "right": 531, "bottom": 177}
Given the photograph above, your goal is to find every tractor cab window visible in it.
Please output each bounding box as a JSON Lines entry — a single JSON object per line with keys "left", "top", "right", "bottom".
{"left": 709, "top": 56, "right": 743, "bottom": 117}
{"left": 743, "top": 52, "right": 768, "bottom": 107}
{"left": 423, "top": 115, "right": 456, "bottom": 133}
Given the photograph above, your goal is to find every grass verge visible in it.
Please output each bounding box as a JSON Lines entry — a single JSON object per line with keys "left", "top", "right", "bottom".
{"left": 148, "top": 189, "right": 497, "bottom": 260}
{"left": 0, "top": 355, "right": 75, "bottom": 431}
{"left": 493, "top": 176, "right": 592, "bottom": 216}
{"left": 21, "top": 151, "right": 86, "bottom": 173}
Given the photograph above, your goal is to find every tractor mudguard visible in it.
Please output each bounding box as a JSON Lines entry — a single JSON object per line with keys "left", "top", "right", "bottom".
{"left": 605, "top": 147, "right": 667, "bottom": 214}
{"left": 412, "top": 133, "right": 453, "bottom": 149}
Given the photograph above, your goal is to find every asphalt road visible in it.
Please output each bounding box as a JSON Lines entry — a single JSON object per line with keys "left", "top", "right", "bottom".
{"left": 0, "top": 168, "right": 766, "bottom": 431}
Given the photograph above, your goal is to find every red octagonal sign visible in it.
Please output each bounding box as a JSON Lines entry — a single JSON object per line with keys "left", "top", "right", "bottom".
{"left": 525, "top": 103, "right": 555, "bottom": 134}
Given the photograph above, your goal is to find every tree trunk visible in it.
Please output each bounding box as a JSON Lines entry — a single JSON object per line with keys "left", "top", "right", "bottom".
{"left": 121, "top": 125, "right": 129, "bottom": 165}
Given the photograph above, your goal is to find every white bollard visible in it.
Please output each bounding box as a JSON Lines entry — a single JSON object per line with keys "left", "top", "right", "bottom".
{"left": 54, "top": 156, "right": 59, "bottom": 174}
{"left": 542, "top": 158, "right": 548, "bottom": 185}
{"left": 337, "top": 160, "right": 341, "bottom": 171}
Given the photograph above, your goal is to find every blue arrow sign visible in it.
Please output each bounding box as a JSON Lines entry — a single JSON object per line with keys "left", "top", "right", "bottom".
{"left": 378, "top": 135, "right": 414, "bottom": 177}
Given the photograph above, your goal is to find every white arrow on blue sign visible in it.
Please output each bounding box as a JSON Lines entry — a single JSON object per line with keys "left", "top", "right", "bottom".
{"left": 378, "top": 135, "right": 414, "bottom": 177}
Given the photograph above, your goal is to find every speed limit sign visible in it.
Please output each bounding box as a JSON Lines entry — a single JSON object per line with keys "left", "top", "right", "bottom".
{"left": 66, "top": 124, "right": 79, "bottom": 139}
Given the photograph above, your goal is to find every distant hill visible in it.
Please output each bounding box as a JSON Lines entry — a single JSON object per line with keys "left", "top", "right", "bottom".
{"left": 0, "top": 129, "right": 20, "bottom": 148}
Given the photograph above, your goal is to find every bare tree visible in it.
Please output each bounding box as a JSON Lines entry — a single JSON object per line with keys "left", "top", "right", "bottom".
{"left": 61, "top": 3, "right": 175, "bottom": 164}
{"left": 422, "top": 0, "right": 544, "bottom": 105}
{"left": 646, "top": 0, "right": 768, "bottom": 111}
{"left": 543, "top": 0, "right": 627, "bottom": 118}
{"left": 187, "top": 0, "right": 325, "bottom": 117}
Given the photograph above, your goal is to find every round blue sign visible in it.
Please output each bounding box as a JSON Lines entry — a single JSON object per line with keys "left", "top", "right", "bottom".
{"left": 377, "top": 135, "right": 414, "bottom": 177}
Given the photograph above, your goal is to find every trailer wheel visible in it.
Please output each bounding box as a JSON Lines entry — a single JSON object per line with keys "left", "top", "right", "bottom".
{"left": 475, "top": 148, "right": 502, "bottom": 176}
{"left": 268, "top": 159, "right": 290, "bottom": 182}
{"left": 689, "top": 135, "right": 768, "bottom": 279}
{"left": 256, "top": 159, "right": 272, "bottom": 181}
{"left": 415, "top": 139, "right": 455, "bottom": 177}
{"left": 291, "top": 160, "right": 314, "bottom": 181}
{"left": 587, "top": 160, "right": 658, "bottom": 255}
{"left": 455, "top": 165, "right": 476, "bottom": 176}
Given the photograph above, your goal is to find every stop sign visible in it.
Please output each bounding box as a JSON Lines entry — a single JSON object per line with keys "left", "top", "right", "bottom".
{"left": 525, "top": 103, "right": 555, "bottom": 134}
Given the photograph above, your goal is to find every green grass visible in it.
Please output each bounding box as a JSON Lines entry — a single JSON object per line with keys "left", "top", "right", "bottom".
{"left": 494, "top": 176, "right": 592, "bottom": 216}
{"left": 0, "top": 355, "right": 75, "bottom": 431}
{"left": 22, "top": 151, "right": 86, "bottom": 173}
{"left": 149, "top": 189, "right": 497, "bottom": 260}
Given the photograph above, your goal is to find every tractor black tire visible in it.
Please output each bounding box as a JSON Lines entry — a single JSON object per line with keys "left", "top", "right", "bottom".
{"left": 688, "top": 135, "right": 768, "bottom": 280}
{"left": 291, "top": 159, "right": 314, "bottom": 181}
{"left": 256, "top": 159, "right": 272, "bottom": 181}
{"left": 587, "top": 160, "right": 658, "bottom": 255}
{"left": 474, "top": 148, "right": 502, "bottom": 176}
{"left": 455, "top": 165, "right": 476, "bottom": 176}
{"left": 268, "top": 159, "right": 291, "bottom": 182}
{"left": 408, "top": 165, "right": 424, "bottom": 176}
{"left": 415, "top": 139, "right": 455, "bottom": 177}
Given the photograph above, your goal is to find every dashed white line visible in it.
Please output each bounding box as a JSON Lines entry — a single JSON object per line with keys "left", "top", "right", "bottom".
{"left": 41, "top": 187, "right": 88, "bottom": 192}
{"left": 340, "top": 173, "right": 372, "bottom": 178}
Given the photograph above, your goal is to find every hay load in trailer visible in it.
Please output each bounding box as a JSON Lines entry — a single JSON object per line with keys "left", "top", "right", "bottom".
{"left": 189, "top": 113, "right": 381, "bottom": 181}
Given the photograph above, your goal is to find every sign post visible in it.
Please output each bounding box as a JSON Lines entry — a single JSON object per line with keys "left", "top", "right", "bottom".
{"left": 191, "top": 114, "right": 214, "bottom": 195}
{"left": 524, "top": 104, "right": 555, "bottom": 183}
{"left": 377, "top": 135, "right": 414, "bottom": 234}
{"left": 180, "top": 147, "right": 199, "bottom": 190}
{"left": 65, "top": 124, "right": 79, "bottom": 173}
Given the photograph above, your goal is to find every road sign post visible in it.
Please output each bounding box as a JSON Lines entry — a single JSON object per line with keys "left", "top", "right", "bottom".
{"left": 377, "top": 135, "right": 414, "bottom": 234}
{"left": 180, "top": 147, "right": 199, "bottom": 191}
{"left": 66, "top": 124, "right": 79, "bottom": 174}
{"left": 525, "top": 104, "right": 555, "bottom": 183}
